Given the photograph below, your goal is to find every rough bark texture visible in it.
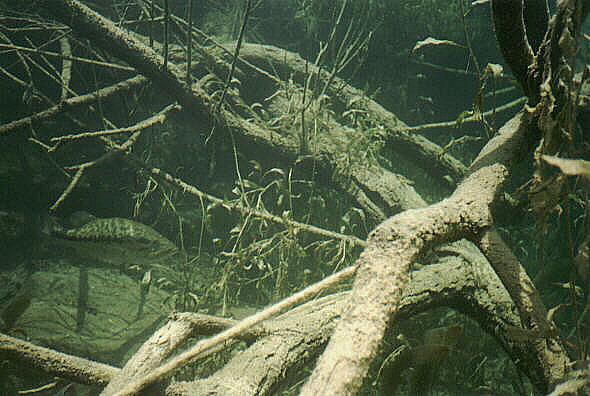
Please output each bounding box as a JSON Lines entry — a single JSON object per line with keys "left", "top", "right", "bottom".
{"left": 0, "top": 249, "right": 522, "bottom": 395}
{"left": 301, "top": 161, "right": 508, "bottom": 395}
{"left": 36, "top": 0, "right": 437, "bottom": 226}
{"left": 0, "top": 238, "right": 566, "bottom": 394}
{"left": 477, "top": 230, "right": 569, "bottom": 390}
{"left": 37, "top": 0, "right": 210, "bottom": 118}
{"left": 3, "top": 1, "right": 581, "bottom": 394}
{"left": 0, "top": 332, "right": 118, "bottom": 386}
{"left": 167, "top": 294, "right": 347, "bottom": 396}
{"left": 466, "top": 111, "right": 569, "bottom": 391}
{"left": 101, "top": 312, "right": 268, "bottom": 396}
{"left": 100, "top": 315, "right": 199, "bottom": 395}
{"left": 167, "top": 240, "right": 559, "bottom": 396}
{"left": 236, "top": 43, "right": 467, "bottom": 188}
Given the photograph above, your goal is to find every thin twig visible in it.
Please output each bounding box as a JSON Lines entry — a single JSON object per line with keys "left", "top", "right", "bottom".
{"left": 163, "top": 0, "right": 169, "bottom": 69}
{"left": 144, "top": 164, "right": 366, "bottom": 247}
{"left": 111, "top": 264, "right": 358, "bottom": 396}
{"left": 214, "top": 0, "right": 252, "bottom": 114}
{"left": 404, "top": 96, "right": 526, "bottom": 133}
{"left": 0, "top": 75, "right": 146, "bottom": 136}
{"left": 17, "top": 381, "right": 60, "bottom": 395}
{"left": 186, "top": 0, "right": 193, "bottom": 85}
{"left": 411, "top": 58, "right": 477, "bottom": 77}
{"left": 50, "top": 165, "right": 86, "bottom": 211}
{"left": 483, "top": 85, "right": 516, "bottom": 98}
{"left": 0, "top": 64, "right": 86, "bottom": 129}
{"left": 0, "top": 43, "right": 135, "bottom": 71}
{"left": 50, "top": 103, "right": 180, "bottom": 143}
{"left": 138, "top": 0, "right": 281, "bottom": 84}
{"left": 0, "top": 30, "right": 33, "bottom": 86}
{"left": 50, "top": 128, "right": 144, "bottom": 211}
{"left": 149, "top": 0, "right": 154, "bottom": 47}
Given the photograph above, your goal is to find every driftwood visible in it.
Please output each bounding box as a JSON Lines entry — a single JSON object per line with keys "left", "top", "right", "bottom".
{"left": 0, "top": 312, "right": 265, "bottom": 387}
{"left": 2, "top": 244, "right": 541, "bottom": 395}
{"left": 300, "top": 0, "right": 589, "bottom": 391}
{"left": 166, "top": 249, "right": 513, "bottom": 396}
{"left": 101, "top": 312, "right": 268, "bottom": 396}
{"left": 0, "top": 332, "right": 118, "bottom": 386}
{"left": 0, "top": 0, "right": 586, "bottom": 394}
{"left": 300, "top": 116, "right": 519, "bottom": 395}
{"left": 0, "top": 75, "right": 147, "bottom": 137}
{"left": 32, "top": 0, "right": 440, "bottom": 226}
{"left": 234, "top": 42, "right": 468, "bottom": 188}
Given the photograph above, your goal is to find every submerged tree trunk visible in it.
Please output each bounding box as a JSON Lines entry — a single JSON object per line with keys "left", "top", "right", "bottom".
{"left": 0, "top": 0, "right": 587, "bottom": 394}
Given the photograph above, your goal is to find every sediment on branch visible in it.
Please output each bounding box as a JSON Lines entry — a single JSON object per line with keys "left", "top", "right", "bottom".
{"left": 4, "top": 247, "right": 545, "bottom": 395}
{"left": 234, "top": 43, "right": 468, "bottom": 188}
{"left": 5, "top": 1, "right": 572, "bottom": 395}
{"left": 301, "top": 111, "right": 568, "bottom": 395}
{"left": 33, "top": 0, "right": 459, "bottom": 225}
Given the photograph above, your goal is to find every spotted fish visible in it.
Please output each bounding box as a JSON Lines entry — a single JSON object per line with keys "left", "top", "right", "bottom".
{"left": 51, "top": 217, "right": 179, "bottom": 257}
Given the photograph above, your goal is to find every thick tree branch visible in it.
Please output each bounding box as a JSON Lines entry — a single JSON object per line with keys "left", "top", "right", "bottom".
{"left": 8, "top": 2, "right": 578, "bottom": 395}
{"left": 477, "top": 230, "right": 569, "bottom": 390}
{"left": 167, "top": 252, "right": 513, "bottom": 396}
{"left": 236, "top": 43, "right": 468, "bottom": 187}
{"left": 0, "top": 242, "right": 562, "bottom": 394}
{"left": 524, "top": 0, "right": 550, "bottom": 52}
{"left": 0, "top": 332, "right": 118, "bottom": 386}
{"left": 35, "top": 0, "right": 430, "bottom": 226}
{"left": 301, "top": 157, "right": 510, "bottom": 394}
{"left": 36, "top": 0, "right": 210, "bottom": 120}
{"left": 491, "top": 0, "right": 535, "bottom": 97}
{"left": 101, "top": 312, "right": 267, "bottom": 396}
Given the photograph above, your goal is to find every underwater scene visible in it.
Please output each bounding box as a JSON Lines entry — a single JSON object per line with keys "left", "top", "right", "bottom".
{"left": 0, "top": 0, "right": 589, "bottom": 395}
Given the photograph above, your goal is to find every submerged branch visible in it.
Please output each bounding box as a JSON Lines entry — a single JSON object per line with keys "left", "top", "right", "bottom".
{"left": 404, "top": 97, "right": 526, "bottom": 134}
{"left": 491, "top": 0, "right": 535, "bottom": 97}
{"left": 0, "top": 332, "right": 118, "bottom": 386}
{"left": 0, "top": 75, "right": 147, "bottom": 136}
{"left": 50, "top": 130, "right": 143, "bottom": 211}
{"left": 0, "top": 42, "right": 135, "bottom": 71}
{"left": 237, "top": 43, "right": 469, "bottom": 185}
{"left": 301, "top": 161, "right": 508, "bottom": 395}
{"left": 51, "top": 103, "right": 181, "bottom": 143}
{"left": 3, "top": 251, "right": 537, "bottom": 395}
{"left": 108, "top": 265, "right": 358, "bottom": 396}
{"left": 144, "top": 164, "right": 366, "bottom": 248}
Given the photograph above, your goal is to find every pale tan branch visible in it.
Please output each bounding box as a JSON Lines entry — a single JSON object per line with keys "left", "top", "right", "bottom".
{"left": 59, "top": 37, "right": 72, "bottom": 100}
{"left": 301, "top": 162, "right": 508, "bottom": 395}
{"left": 300, "top": 112, "right": 537, "bottom": 395}
{"left": 101, "top": 312, "right": 269, "bottom": 395}
{"left": 109, "top": 265, "right": 358, "bottom": 396}
{"left": 0, "top": 332, "right": 118, "bottom": 386}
